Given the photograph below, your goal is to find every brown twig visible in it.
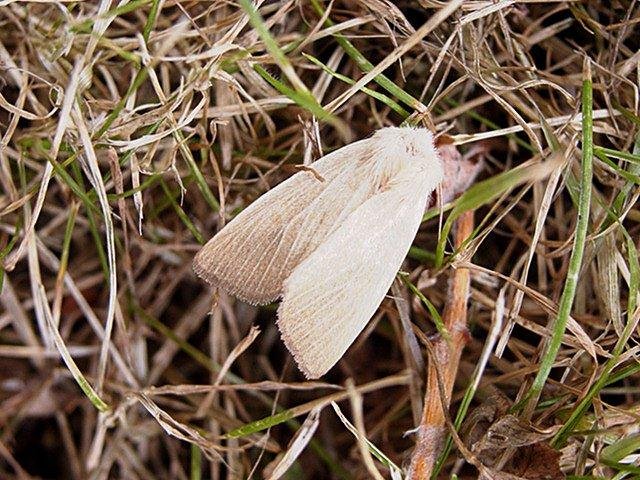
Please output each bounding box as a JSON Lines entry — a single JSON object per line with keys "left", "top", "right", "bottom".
{"left": 409, "top": 210, "right": 474, "bottom": 479}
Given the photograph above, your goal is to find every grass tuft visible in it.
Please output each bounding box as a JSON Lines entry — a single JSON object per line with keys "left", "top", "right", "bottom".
{"left": 0, "top": 2, "right": 638, "bottom": 479}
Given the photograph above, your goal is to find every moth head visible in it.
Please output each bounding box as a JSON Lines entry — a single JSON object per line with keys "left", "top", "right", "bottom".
{"left": 372, "top": 126, "right": 437, "bottom": 159}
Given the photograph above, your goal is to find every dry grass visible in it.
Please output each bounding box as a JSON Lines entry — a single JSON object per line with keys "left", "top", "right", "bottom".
{"left": 1, "top": 1, "right": 639, "bottom": 479}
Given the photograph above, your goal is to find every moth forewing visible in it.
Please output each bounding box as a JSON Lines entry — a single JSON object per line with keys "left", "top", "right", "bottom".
{"left": 276, "top": 132, "right": 443, "bottom": 378}
{"left": 193, "top": 138, "right": 377, "bottom": 304}
{"left": 192, "top": 171, "right": 326, "bottom": 304}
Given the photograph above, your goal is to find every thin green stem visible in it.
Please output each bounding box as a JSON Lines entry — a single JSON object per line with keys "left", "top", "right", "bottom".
{"left": 520, "top": 61, "right": 594, "bottom": 413}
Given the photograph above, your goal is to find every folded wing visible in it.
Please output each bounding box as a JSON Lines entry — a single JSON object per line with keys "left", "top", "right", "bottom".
{"left": 277, "top": 174, "right": 434, "bottom": 378}
{"left": 193, "top": 139, "right": 381, "bottom": 304}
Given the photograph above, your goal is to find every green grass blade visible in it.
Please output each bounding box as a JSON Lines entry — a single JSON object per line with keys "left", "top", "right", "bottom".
{"left": 190, "top": 444, "right": 202, "bottom": 480}
{"left": 399, "top": 273, "right": 448, "bottom": 340}
{"left": 95, "top": 68, "right": 147, "bottom": 139}
{"left": 309, "top": 0, "right": 425, "bottom": 114}
{"left": 45, "top": 153, "right": 102, "bottom": 216}
{"left": 408, "top": 245, "right": 436, "bottom": 264}
{"left": 434, "top": 158, "right": 559, "bottom": 267}
{"left": 40, "top": 284, "right": 110, "bottom": 412}
{"left": 521, "top": 61, "right": 594, "bottom": 413}
{"left": 551, "top": 228, "right": 639, "bottom": 446}
{"left": 142, "top": 0, "right": 161, "bottom": 42}
{"left": 238, "top": 0, "right": 310, "bottom": 95}
{"left": 608, "top": 134, "right": 640, "bottom": 222}
{"left": 137, "top": 306, "right": 220, "bottom": 374}
{"left": 159, "top": 178, "right": 205, "bottom": 245}
{"left": 69, "top": 160, "right": 110, "bottom": 282}
{"left": 56, "top": 202, "right": 78, "bottom": 287}
{"left": 595, "top": 146, "right": 640, "bottom": 164}
{"left": 253, "top": 64, "right": 333, "bottom": 122}
{"left": 225, "top": 410, "right": 296, "bottom": 439}
{"left": 71, "top": 0, "right": 153, "bottom": 33}
{"left": 595, "top": 149, "right": 640, "bottom": 185}
{"left": 107, "top": 173, "right": 160, "bottom": 201}
{"left": 601, "top": 432, "right": 640, "bottom": 464}
{"left": 238, "top": 0, "right": 349, "bottom": 134}
{"left": 331, "top": 402, "right": 402, "bottom": 475}
{"left": 303, "top": 53, "right": 409, "bottom": 118}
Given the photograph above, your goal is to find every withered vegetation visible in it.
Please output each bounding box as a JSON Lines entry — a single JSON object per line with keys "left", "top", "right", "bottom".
{"left": 0, "top": 1, "right": 639, "bottom": 479}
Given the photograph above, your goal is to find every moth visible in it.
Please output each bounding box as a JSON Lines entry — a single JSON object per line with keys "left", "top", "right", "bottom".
{"left": 194, "top": 127, "right": 478, "bottom": 378}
